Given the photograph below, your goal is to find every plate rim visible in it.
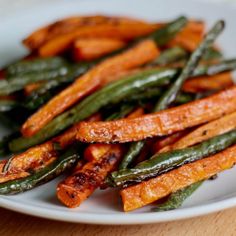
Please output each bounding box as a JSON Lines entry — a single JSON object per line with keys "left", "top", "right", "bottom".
{"left": 1, "top": 194, "right": 236, "bottom": 224}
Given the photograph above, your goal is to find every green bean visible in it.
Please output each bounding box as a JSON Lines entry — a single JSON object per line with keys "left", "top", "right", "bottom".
{"left": 155, "top": 20, "right": 225, "bottom": 111}
{"left": 0, "top": 147, "right": 79, "bottom": 194}
{"left": 125, "top": 88, "right": 195, "bottom": 104}
{"left": 9, "top": 68, "right": 178, "bottom": 152}
{"left": 0, "top": 67, "right": 69, "bottom": 95}
{"left": 108, "top": 129, "right": 236, "bottom": 187}
{"left": 153, "top": 181, "right": 203, "bottom": 211}
{"left": 6, "top": 57, "right": 67, "bottom": 76}
{"left": 194, "top": 58, "right": 236, "bottom": 76}
{"left": 119, "top": 141, "right": 145, "bottom": 170}
{"left": 146, "top": 16, "right": 187, "bottom": 46}
{"left": 152, "top": 47, "right": 188, "bottom": 66}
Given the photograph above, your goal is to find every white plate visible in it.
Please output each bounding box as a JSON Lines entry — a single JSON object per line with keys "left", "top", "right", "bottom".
{"left": 1, "top": 0, "right": 236, "bottom": 225}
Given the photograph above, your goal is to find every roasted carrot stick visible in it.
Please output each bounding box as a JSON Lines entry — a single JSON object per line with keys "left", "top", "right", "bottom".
{"left": 76, "top": 86, "right": 236, "bottom": 143}
{"left": 120, "top": 144, "right": 236, "bottom": 211}
{"left": 22, "top": 40, "right": 159, "bottom": 137}
{"left": 23, "top": 15, "right": 150, "bottom": 50}
{"left": 152, "top": 130, "right": 189, "bottom": 153}
{"left": 84, "top": 108, "right": 144, "bottom": 162}
{"left": 183, "top": 72, "right": 233, "bottom": 93}
{"left": 168, "top": 30, "right": 203, "bottom": 52}
{"left": 39, "top": 23, "right": 159, "bottom": 57}
{"left": 161, "top": 110, "right": 236, "bottom": 153}
{"left": 57, "top": 144, "right": 124, "bottom": 208}
{"left": 73, "top": 38, "right": 126, "bottom": 61}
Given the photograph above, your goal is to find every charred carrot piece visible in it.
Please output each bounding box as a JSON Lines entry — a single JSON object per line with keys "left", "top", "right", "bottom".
{"left": 22, "top": 40, "right": 158, "bottom": 137}
{"left": 120, "top": 144, "right": 236, "bottom": 211}
{"left": 23, "top": 15, "right": 150, "bottom": 50}
{"left": 38, "top": 23, "right": 159, "bottom": 57}
{"left": 57, "top": 144, "right": 124, "bottom": 208}
{"left": 73, "top": 38, "right": 126, "bottom": 61}
{"left": 76, "top": 86, "right": 236, "bottom": 143}
{"left": 183, "top": 72, "right": 233, "bottom": 93}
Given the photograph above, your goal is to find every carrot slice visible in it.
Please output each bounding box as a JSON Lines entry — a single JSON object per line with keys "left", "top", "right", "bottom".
{"left": 39, "top": 23, "right": 159, "bottom": 57}
{"left": 22, "top": 40, "right": 159, "bottom": 137}
{"left": 57, "top": 144, "right": 124, "bottom": 208}
{"left": 73, "top": 38, "right": 126, "bottom": 61}
{"left": 183, "top": 72, "right": 233, "bottom": 93}
{"left": 76, "top": 86, "right": 236, "bottom": 143}
{"left": 120, "top": 144, "right": 236, "bottom": 211}
{"left": 161, "top": 110, "right": 236, "bottom": 153}
{"left": 23, "top": 15, "right": 150, "bottom": 50}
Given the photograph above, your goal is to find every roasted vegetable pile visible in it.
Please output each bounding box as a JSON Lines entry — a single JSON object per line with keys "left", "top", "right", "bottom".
{"left": 0, "top": 15, "right": 236, "bottom": 212}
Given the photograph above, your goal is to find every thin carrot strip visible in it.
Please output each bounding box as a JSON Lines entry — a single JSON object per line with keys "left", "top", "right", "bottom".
{"left": 120, "top": 144, "right": 236, "bottom": 211}
{"left": 161, "top": 110, "right": 236, "bottom": 153}
{"left": 23, "top": 15, "right": 149, "bottom": 50}
{"left": 183, "top": 72, "right": 233, "bottom": 93}
{"left": 22, "top": 40, "right": 159, "bottom": 137}
{"left": 73, "top": 38, "right": 126, "bottom": 61}
{"left": 152, "top": 130, "right": 189, "bottom": 153}
{"left": 39, "top": 23, "right": 159, "bottom": 57}
{"left": 76, "top": 86, "right": 236, "bottom": 143}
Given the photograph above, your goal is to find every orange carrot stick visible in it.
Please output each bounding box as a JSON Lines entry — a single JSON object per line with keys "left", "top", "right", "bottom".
{"left": 161, "top": 110, "right": 236, "bottom": 153}
{"left": 168, "top": 30, "right": 203, "bottom": 52}
{"left": 185, "top": 20, "right": 205, "bottom": 35}
{"left": 183, "top": 72, "right": 233, "bottom": 93}
{"left": 84, "top": 108, "right": 144, "bottom": 162}
{"left": 39, "top": 23, "right": 159, "bottom": 57}
{"left": 22, "top": 40, "right": 159, "bottom": 137}
{"left": 73, "top": 38, "right": 126, "bottom": 61}
{"left": 120, "top": 144, "right": 236, "bottom": 211}
{"left": 76, "top": 86, "right": 236, "bottom": 143}
{"left": 23, "top": 15, "right": 150, "bottom": 50}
